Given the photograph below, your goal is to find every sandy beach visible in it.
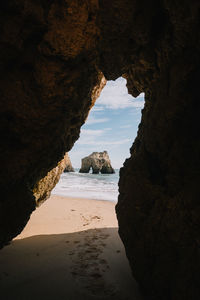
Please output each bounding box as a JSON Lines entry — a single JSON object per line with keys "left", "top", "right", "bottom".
{"left": 0, "top": 195, "right": 143, "bottom": 300}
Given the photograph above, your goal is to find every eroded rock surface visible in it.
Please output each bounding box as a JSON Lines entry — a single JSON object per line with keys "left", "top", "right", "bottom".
{"left": 79, "top": 151, "right": 115, "bottom": 174}
{"left": 33, "top": 152, "right": 70, "bottom": 206}
{"left": 64, "top": 154, "right": 74, "bottom": 173}
{"left": 0, "top": 1, "right": 200, "bottom": 299}
{"left": 0, "top": 0, "right": 105, "bottom": 248}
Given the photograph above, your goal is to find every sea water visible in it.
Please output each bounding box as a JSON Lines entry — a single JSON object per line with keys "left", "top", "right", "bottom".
{"left": 52, "top": 169, "right": 119, "bottom": 202}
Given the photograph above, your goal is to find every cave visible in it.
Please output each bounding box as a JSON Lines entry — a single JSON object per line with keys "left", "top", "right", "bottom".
{"left": 0, "top": 1, "right": 199, "bottom": 299}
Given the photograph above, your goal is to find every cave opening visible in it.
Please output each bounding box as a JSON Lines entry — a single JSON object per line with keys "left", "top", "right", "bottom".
{"left": 0, "top": 77, "right": 145, "bottom": 300}
{"left": 52, "top": 77, "right": 144, "bottom": 202}
{"left": 18, "top": 76, "right": 145, "bottom": 232}
{"left": 0, "top": 1, "right": 199, "bottom": 298}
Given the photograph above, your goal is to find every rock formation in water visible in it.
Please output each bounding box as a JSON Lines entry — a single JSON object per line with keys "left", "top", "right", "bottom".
{"left": 64, "top": 154, "right": 74, "bottom": 172}
{"left": 79, "top": 151, "right": 115, "bottom": 174}
{"left": 0, "top": 1, "right": 200, "bottom": 299}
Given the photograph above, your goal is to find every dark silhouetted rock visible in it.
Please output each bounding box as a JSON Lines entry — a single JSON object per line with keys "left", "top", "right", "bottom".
{"left": 0, "top": 1, "right": 200, "bottom": 299}
{"left": 79, "top": 151, "right": 115, "bottom": 174}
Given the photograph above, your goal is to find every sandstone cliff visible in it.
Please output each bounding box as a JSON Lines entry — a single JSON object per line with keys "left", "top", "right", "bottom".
{"left": 64, "top": 154, "right": 74, "bottom": 172}
{"left": 79, "top": 151, "right": 115, "bottom": 174}
{"left": 33, "top": 153, "right": 70, "bottom": 206}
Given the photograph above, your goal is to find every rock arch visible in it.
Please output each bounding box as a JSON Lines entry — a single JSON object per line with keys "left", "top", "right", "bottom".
{"left": 79, "top": 151, "right": 115, "bottom": 174}
{"left": 0, "top": 1, "right": 199, "bottom": 299}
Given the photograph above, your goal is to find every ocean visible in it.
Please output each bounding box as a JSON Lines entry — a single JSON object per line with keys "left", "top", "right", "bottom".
{"left": 52, "top": 169, "right": 119, "bottom": 202}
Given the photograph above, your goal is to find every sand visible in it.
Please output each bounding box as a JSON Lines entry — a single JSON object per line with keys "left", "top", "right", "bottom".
{"left": 0, "top": 195, "right": 143, "bottom": 300}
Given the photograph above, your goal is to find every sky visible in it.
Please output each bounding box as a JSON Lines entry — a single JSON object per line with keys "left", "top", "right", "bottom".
{"left": 69, "top": 77, "right": 145, "bottom": 168}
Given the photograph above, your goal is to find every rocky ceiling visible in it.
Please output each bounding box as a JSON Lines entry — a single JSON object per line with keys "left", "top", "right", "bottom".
{"left": 0, "top": 1, "right": 199, "bottom": 299}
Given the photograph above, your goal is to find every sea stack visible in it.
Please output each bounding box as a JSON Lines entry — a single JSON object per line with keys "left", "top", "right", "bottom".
{"left": 64, "top": 154, "right": 74, "bottom": 172}
{"left": 79, "top": 151, "right": 115, "bottom": 174}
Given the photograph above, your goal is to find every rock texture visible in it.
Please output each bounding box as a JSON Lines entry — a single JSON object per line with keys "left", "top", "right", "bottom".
{"left": 79, "top": 151, "right": 115, "bottom": 174}
{"left": 0, "top": 0, "right": 105, "bottom": 248}
{"left": 64, "top": 154, "right": 74, "bottom": 172}
{"left": 0, "top": 1, "right": 200, "bottom": 299}
{"left": 33, "top": 153, "right": 70, "bottom": 206}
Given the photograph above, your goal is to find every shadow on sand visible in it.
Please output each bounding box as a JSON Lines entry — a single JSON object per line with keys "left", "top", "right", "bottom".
{"left": 0, "top": 227, "right": 143, "bottom": 300}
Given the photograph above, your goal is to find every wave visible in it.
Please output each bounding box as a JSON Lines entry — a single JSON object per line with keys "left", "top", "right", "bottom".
{"left": 52, "top": 169, "right": 119, "bottom": 202}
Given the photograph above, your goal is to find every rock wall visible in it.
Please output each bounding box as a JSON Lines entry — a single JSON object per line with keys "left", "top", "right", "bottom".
{"left": 0, "top": 1, "right": 200, "bottom": 299}
{"left": 33, "top": 152, "right": 70, "bottom": 206}
{"left": 0, "top": 0, "right": 105, "bottom": 247}
{"left": 79, "top": 151, "right": 115, "bottom": 174}
{"left": 64, "top": 154, "right": 74, "bottom": 172}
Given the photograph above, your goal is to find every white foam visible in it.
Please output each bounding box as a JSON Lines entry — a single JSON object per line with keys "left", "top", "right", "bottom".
{"left": 52, "top": 169, "right": 119, "bottom": 202}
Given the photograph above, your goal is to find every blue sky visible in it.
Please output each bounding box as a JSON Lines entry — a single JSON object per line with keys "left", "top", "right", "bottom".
{"left": 69, "top": 77, "right": 144, "bottom": 168}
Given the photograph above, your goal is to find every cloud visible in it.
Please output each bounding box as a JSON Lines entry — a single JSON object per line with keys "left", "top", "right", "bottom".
{"left": 81, "top": 129, "right": 104, "bottom": 136}
{"left": 120, "top": 124, "right": 132, "bottom": 129}
{"left": 92, "top": 106, "right": 104, "bottom": 112}
{"left": 77, "top": 134, "right": 131, "bottom": 146}
{"left": 78, "top": 128, "right": 131, "bottom": 146}
{"left": 97, "top": 139, "right": 131, "bottom": 145}
{"left": 96, "top": 77, "right": 145, "bottom": 109}
{"left": 76, "top": 128, "right": 104, "bottom": 145}
{"left": 104, "top": 127, "right": 112, "bottom": 131}
{"left": 86, "top": 116, "right": 109, "bottom": 125}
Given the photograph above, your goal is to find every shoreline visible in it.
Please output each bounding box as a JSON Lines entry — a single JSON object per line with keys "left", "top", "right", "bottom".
{"left": 52, "top": 170, "right": 119, "bottom": 203}
{"left": 17, "top": 194, "right": 119, "bottom": 238}
{"left": 51, "top": 192, "right": 118, "bottom": 204}
{"left": 0, "top": 195, "right": 142, "bottom": 300}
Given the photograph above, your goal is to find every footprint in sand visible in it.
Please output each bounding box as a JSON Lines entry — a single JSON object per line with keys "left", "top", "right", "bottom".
{"left": 90, "top": 273, "right": 102, "bottom": 279}
{"left": 81, "top": 215, "right": 102, "bottom": 227}
{"left": 100, "top": 242, "right": 107, "bottom": 247}
{"left": 99, "top": 258, "right": 107, "bottom": 265}
{"left": 91, "top": 216, "right": 101, "bottom": 220}
{"left": 69, "top": 230, "right": 115, "bottom": 297}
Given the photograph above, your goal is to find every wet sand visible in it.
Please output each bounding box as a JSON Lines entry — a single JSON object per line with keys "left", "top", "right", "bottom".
{"left": 0, "top": 195, "right": 143, "bottom": 300}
